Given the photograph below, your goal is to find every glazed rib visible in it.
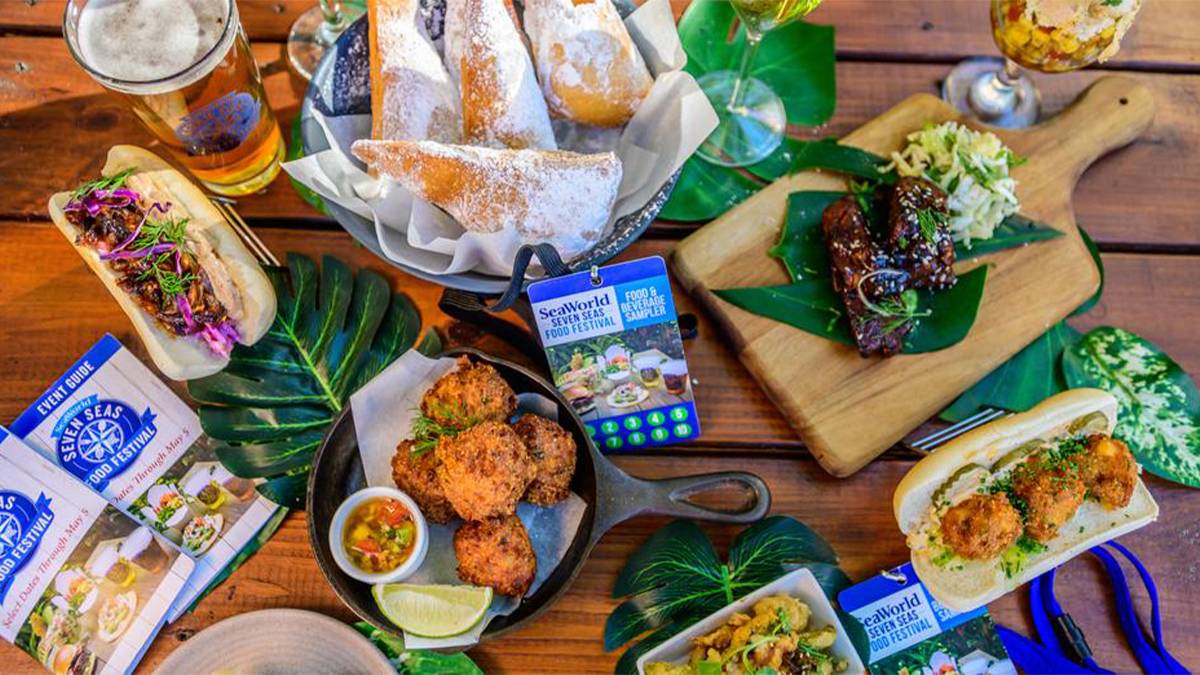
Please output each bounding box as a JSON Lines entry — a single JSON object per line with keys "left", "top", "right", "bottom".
{"left": 887, "top": 176, "right": 957, "bottom": 290}
{"left": 821, "top": 196, "right": 910, "bottom": 357}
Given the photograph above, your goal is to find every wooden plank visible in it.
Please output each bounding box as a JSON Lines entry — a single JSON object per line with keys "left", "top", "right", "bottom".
{"left": 672, "top": 77, "right": 1150, "bottom": 476}
{"left": 804, "top": 0, "right": 1200, "bottom": 70}
{"left": 5, "top": 0, "right": 1197, "bottom": 70}
{"left": 2, "top": 36, "right": 1197, "bottom": 247}
{"left": 0, "top": 454, "right": 1195, "bottom": 673}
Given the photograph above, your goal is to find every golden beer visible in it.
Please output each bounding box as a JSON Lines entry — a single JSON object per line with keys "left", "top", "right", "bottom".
{"left": 64, "top": 0, "right": 284, "bottom": 196}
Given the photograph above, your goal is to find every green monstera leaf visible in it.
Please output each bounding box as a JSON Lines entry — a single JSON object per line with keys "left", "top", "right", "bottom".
{"left": 604, "top": 516, "right": 855, "bottom": 673}
{"left": 941, "top": 321, "right": 1083, "bottom": 422}
{"left": 188, "top": 254, "right": 435, "bottom": 508}
{"left": 1062, "top": 326, "right": 1200, "bottom": 488}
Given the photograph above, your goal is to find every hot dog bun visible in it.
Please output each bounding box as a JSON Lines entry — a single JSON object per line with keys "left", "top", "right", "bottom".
{"left": 893, "top": 389, "right": 1158, "bottom": 612}
{"left": 47, "top": 145, "right": 276, "bottom": 381}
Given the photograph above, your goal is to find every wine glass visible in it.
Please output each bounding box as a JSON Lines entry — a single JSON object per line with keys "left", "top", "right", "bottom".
{"left": 287, "top": 0, "right": 366, "bottom": 81}
{"left": 696, "top": 0, "right": 825, "bottom": 168}
{"left": 943, "top": 0, "right": 1142, "bottom": 128}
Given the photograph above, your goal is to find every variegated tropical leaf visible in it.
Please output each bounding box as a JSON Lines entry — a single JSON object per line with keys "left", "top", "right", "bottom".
{"left": 1063, "top": 326, "right": 1200, "bottom": 487}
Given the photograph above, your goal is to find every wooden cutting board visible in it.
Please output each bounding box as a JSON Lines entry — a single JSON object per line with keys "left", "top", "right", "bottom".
{"left": 672, "top": 76, "right": 1154, "bottom": 477}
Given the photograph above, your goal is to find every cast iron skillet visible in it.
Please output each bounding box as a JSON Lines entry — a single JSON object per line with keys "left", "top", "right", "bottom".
{"left": 308, "top": 348, "right": 771, "bottom": 641}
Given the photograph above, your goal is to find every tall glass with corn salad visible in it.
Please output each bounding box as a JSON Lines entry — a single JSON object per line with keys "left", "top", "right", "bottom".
{"left": 942, "top": 0, "right": 1142, "bottom": 128}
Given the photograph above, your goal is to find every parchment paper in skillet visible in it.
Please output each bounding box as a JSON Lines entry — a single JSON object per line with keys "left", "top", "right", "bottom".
{"left": 349, "top": 351, "right": 587, "bottom": 648}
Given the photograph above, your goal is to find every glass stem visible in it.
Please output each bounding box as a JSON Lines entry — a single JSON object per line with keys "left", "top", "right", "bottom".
{"left": 318, "top": 0, "right": 346, "bottom": 41}
{"left": 966, "top": 57, "right": 1024, "bottom": 119}
{"left": 728, "top": 29, "right": 764, "bottom": 112}
{"left": 997, "top": 57, "right": 1022, "bottom": 88}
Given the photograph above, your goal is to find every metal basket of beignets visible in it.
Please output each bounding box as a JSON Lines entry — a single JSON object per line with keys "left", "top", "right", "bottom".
{"left": 299, "top": 5, "right": 680, "bottom": 295}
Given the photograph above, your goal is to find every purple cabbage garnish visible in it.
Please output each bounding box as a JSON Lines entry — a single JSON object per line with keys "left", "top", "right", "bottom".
{"left": 99, "top": 241, "right": 175, "bottom": 261}
{"left": 200, "top": 321, "right": 240, "bottom": 357}
{"left": 176, "top": 294, "right": 197, "bottom": 333}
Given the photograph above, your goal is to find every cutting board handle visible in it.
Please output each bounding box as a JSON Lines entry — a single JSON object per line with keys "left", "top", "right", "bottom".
{"left": 1023, "top": 76, "right": 1154, "bottom": 187}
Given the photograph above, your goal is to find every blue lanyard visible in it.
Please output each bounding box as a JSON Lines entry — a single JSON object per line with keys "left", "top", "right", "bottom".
{"left": 997, "top": 542, "right": 1190, "bottom": 674}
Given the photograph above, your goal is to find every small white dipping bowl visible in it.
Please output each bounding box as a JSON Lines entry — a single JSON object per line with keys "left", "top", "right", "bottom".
{"left": 329, "top": 487, "right": 428, "bottom": 585}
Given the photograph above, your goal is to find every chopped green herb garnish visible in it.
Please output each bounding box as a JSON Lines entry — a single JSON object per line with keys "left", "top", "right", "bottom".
{"left": 932, "top": 547, "right": 955, "bottom": 567}
{"left": 1000, "top": 535, "right": 1048, "bottom": 578}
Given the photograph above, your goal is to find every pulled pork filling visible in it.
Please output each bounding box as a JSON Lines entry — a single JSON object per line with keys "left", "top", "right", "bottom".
{"left": 64, "top": 171, "right": 240, "bottom": 356}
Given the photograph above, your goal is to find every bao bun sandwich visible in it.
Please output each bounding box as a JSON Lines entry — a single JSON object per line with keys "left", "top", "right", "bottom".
{"left": 48, "top": 146, "right": 276, "bottom": 380}
{"left": 894, "top": 388, "right": 1158, "bottom": 612}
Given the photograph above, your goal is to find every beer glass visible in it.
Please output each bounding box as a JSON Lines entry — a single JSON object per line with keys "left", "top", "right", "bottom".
{"left": 64, "top": 0, "right": 285, "bottom": 196}
{"left": 942, "top": 0, "right": 1142, "bottom": 128}
{"left": 696, "top": 0, "right": 825, "bottom": 168}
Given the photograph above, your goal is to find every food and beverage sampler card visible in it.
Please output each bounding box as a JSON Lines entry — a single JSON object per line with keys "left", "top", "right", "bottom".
{"left": 839, "top": 563, "right": 1017, "bottom": 674}
{"left": 9, "top": 335, "right": 281, "bottom": 621}
{"left": 0, "top": 427, "right": 194, "bottom": 675}
{"left": 527, "top": 257, "right": 700, "bottom": 451}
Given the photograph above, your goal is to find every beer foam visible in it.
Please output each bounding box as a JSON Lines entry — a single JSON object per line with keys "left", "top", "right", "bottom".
{"left": 76, "top": 0, "right": 229, "bottom": 85}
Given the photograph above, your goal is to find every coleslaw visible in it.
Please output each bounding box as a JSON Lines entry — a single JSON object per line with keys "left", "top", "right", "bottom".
{"left": 885, "top": 121, "right": 1023, "bottom": 247}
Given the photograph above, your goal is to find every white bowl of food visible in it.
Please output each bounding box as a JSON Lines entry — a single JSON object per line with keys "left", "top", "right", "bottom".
{"left": 636, "top": 567, "right": 866, "bottom": 675}
{"left": 329, "top": 486, "right": 428, "bottom": 584}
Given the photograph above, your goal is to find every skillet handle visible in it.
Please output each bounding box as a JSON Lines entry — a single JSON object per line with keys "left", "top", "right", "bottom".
{"left": 639, "top": 472, "right": 772, "bottom": 523}
{"left": 593, "top": 461, "right": 771, "bottom": 538}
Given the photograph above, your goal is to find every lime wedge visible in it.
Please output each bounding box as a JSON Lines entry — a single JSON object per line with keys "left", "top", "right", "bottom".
{"left": 372, "top": 583, "right": 493, "bottom": 637}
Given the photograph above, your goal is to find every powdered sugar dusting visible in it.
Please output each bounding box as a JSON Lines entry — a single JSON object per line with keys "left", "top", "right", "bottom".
{"left": 443, "top": 0, "right": 557, "bottom": 149}
{"left": 354, "top": 140, "right": 621, "bottom": 260}
{"left": 375, "top": 0, "right": 461, "bottom": 141}
{"left": 523, "top": 0, "right": 652, "bottom": 127}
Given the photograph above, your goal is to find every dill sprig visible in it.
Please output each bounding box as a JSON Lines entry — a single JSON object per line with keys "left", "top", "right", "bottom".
{"left": 70, "top": 167, "right": 135, "bottom": 201}
{"left": 915, "top": 208, "right": 947, "bottom": 244}
{"left": 408, "top": 405, "right": 481, "bottom": 457}
{"left": 133, "top": 216, "right": 191, "bottom": 251}
{"left": 134, "top": 251, "right": 196, "bottom": 307}
{"left": 848, "top": 178, "right": 879, "bottom": 219}
{"left": 410, "top": 414, "right": 461, "bottom": 456}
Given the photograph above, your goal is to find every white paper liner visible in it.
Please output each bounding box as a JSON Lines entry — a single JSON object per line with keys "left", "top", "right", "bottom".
{"left": 349, "top": 351, "right": 587, "bottom": 648}
{"left": 283, "top": 0, "right": 717, "bottom": 278}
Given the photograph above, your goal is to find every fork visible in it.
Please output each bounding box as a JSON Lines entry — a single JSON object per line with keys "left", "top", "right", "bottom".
{"left": 209, "top": 196, "right": 281, "bottom": 267}
{"left": 907, "top": 406, "right": 1009, "bottom": 455}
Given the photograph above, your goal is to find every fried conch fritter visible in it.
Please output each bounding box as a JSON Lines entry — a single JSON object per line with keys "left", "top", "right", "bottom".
{"left": 436, "top": 421, "right": 535, "bottom": 521}
{"left": 420, "top": 356, "right": 518, "bottom": 427}
{"left": 454, "top": 515, "right": 537, "bottom": 597}
{"left": 391, "top": 439, "right": 457, "bottom": 524}
{"left": 512, "top": 414, "right": 576, "bottom": 505}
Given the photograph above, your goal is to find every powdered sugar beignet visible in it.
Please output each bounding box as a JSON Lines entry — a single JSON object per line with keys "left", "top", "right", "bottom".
{"left": 444, "top": 0, "right": 557, "bottom": 149}
{"left": 369, "top": 0, "right": 461, "bottom": 141}
{"left": 523, "top": 0, "right": 653, "bottom": 128}
{"left": 352, "top": 139, "right": 620, "bottom": 260}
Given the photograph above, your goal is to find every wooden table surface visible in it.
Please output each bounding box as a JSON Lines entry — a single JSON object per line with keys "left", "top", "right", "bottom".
{"left": 1, "top": 1, "right": 1198, "bottom": 673}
